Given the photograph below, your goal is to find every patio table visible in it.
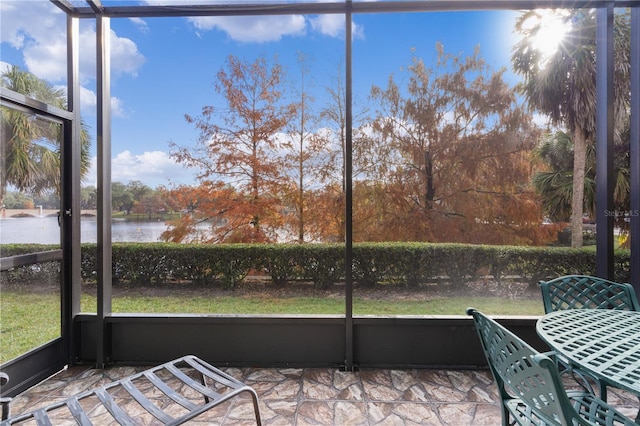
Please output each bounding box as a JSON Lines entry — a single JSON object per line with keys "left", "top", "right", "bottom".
{"left": 537, "top": 309, "right": 640, "bottom": 420}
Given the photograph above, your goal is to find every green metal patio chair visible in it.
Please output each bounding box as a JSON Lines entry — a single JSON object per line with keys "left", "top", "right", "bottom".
{"left": 539, "top": 275, "right": 640, "bottom": 313}
{"left": 466, "top": 308, "right": 636, "bottom": 426}
{"left": 539, "top": 275, "right": 640, "bottom": 398}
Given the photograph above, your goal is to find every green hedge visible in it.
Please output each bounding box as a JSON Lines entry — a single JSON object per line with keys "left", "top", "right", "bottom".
{"left": 1, "top": 242, "right": 631, "bottom": 289}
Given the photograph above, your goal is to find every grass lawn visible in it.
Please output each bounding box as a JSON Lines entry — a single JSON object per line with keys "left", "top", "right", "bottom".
{"left": 0, "top": 290, "right": 543, "bottom": 364}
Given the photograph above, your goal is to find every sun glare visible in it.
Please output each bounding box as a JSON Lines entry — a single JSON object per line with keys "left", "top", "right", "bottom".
{"left": 525, "top": 10, "right": 570, "bottom": 64}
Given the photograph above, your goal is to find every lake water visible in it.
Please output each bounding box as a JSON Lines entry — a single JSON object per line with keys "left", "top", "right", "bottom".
{"left": 0, "top": 216, "right": 171, "bottom": 244}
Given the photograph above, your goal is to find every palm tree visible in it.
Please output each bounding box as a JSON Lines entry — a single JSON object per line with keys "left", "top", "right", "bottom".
{"left": 512, "top": 9, "right": 631, "bottom": 247}
{"left": 533, "top": 128, "right": 631, "bottom": 244}
{"left": 0, "top": 65, "right": 91, "bottom": 204}
{"left": 532, "top": 131, "right": 576, "bottom": 223}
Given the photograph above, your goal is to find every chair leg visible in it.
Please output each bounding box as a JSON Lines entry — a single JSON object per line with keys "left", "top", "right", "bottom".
{"left": 244, "top": 387, "right": 262, "bottom": 426}
{"left": 1, "top": 397, "right": 11, "bottom": 421}
{"left": 0, "top": 373, "right": 10, "bottom": 421}
{"left": 597, "top": 381, "right": 607, "bottom": 402}
{"left": 196, "top": 370, "right": 261, "bottom": 425}
{"left": 199, "top": 373, "right": 211, "bottom": 404}
{"left": 569, "top": 368, "right": 599, "bottom": 396}
{"left": 501, "top": 403, "right": 512, "bottom": 426}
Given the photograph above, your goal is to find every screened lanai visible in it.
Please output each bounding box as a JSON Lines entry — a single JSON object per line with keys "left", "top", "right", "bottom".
{"left": 1, "top": 0, "right": 639, "bottom": 401}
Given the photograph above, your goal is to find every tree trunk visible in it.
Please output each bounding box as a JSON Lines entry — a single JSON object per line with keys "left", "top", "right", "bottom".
{"left": 424, "top": 150, "right": 435, "bottom": 209}
{"left": 298, "top": 136, "right": 304, "bottom": 244}
{"left": 571, "top": 127, "right": 587, "bottom": 248}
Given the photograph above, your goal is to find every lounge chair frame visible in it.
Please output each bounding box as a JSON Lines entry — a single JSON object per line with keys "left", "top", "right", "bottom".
{"left": 0, "top": 355, "right": 261, "bottom": 426}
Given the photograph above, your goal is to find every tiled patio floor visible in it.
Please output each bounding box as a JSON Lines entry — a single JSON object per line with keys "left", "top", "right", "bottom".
{"left": 5, "top": 364, "right": 639, "bottom": 425}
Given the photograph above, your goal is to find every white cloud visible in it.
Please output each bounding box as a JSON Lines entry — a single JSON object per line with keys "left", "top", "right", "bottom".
{"left": 2, "top": 1, "right": 143, "bottom": 123}
{"left": 108, "top": 30, "right": 146, "bottom": 77}
{"left": 1, "top": 1, "right": 145, "bottom": 83}
{"left": 188, "top": 15, "right": 307, "bottom": 43}
{"left": 188, "top": 14, "right": 365, "bottom": 42}
{"left": 102, "top": 151, "right": 195, "bottom": 187}
{"left": 110, "top": 96, "right": 127, "bottom": 118}
{"left": 0, "top": 1, "right": 65, "bottom": 50}
{"left": 0, "top": 61, "right": 11, "bottom": 73}
{"left": 130, "top": 17, "right": 150, "bottom": 33}
{"left": 182, "top": 0, "right": 365, "bottom": 43}
{"left": 309, "top": 15, "right": 364, "bottom": 39}
{"left": 23, "top": 38, "right": 68, "bottom": 82}
{"left": 309, "top": 15, "right": 343, "bottom": 38}
{"left": 44, "top": 85, "right": 128, "bottom": 118}
{"left": 79, "top": 86, "right": 97, "bottom": 112}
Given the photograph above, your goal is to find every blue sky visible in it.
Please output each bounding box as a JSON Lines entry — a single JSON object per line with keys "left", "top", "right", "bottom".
{"left": 1, "top": 1, "right": 523, "bottom": 188}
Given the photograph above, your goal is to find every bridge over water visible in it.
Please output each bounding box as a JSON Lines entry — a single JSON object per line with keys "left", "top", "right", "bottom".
{"left": 1, "top": 209, "right": 97, "bottom": 218}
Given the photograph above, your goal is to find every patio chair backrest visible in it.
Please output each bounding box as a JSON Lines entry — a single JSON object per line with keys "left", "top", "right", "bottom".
{"left": 467, "top": 308, "right": 590, "bottom": 425}
{"left": 539, "top": 275, "right": 640, "bottom": 313}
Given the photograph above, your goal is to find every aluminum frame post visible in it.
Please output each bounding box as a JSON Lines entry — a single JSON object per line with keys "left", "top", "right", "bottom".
{"left": 595, "top": 3, "right": 615, "bottom": 279}
{"left": 96, "top": 13, "right": 113, "bottom": 369}
{"left": 630, "top": 5, "right": 640, "bottom": 291}
{"left": 61, "top": 13, "right": 83, "bottom": 365}
{"left": 344, "top": 0, "right": 354, "bottom": 372}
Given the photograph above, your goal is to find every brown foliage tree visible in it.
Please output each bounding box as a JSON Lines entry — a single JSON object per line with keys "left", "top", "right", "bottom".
{"left": 161, "top": 183, "right": 273, "bottom": 243}
{"left": 365, "top": 44, "right": 549, "bottom": 244}
{"left": 169, "top": 55, "right": 294, "bottom": 243}
{"left": 312, "top": 59, "right": 372, "bottom": 243}
{"left": 280, "top": 52, "right": 331, "bottom": 243}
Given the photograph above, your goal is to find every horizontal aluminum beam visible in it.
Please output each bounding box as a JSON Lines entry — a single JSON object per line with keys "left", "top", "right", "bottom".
{"left": 0, "top": 250, "right": 63, "bottom": 272}
{"left": 1, "top": 87, "right": 73, "bottom": 122}
{"left": 49, "top": 0, "right": 638, "bottom": 19}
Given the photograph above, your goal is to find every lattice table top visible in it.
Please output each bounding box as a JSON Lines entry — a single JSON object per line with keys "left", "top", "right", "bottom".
{"left": 537, "top": 309, "right": 640, "bottom": 396}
